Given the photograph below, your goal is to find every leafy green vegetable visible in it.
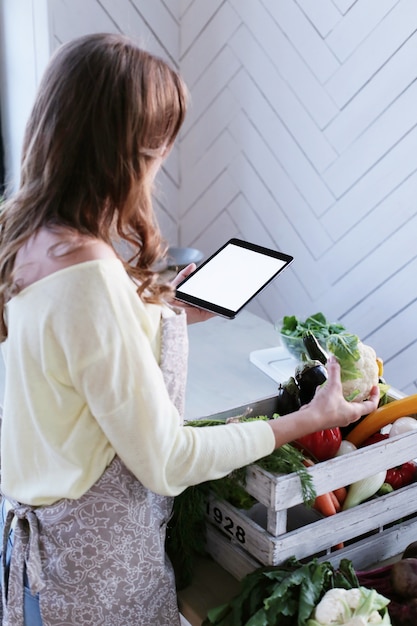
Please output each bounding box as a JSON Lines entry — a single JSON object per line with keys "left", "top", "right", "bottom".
{"left": 325, "top": 333, "right": 361, "bottom": 382}
{"left": 202, "top": 557, "right": 360, "bottom": 626}
{"left": 280, "top": 313, "right": 346, "bottom": 342}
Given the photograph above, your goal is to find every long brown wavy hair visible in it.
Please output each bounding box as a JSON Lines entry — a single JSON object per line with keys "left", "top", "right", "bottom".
{"left": 0, "top": 33, "right": 188, "bottom": 340}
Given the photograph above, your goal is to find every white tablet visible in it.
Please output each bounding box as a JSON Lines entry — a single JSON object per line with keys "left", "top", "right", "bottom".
{"left": 175, "top": 238, "right": 293, "bottom": 319}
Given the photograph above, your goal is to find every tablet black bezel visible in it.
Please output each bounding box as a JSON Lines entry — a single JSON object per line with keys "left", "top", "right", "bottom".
{"left": 175, "top": 238, "right": 293, "bottom": 319}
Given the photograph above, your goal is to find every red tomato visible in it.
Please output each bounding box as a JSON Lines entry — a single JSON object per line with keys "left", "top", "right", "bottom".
{"left": 294, "top": 428, "right": 342, "bottom": 462}
{"left": 361, "top": 432, "right": 417, "bottom": 490}
{"left": 385, "top": 462, "right": 417, "bottom": 490}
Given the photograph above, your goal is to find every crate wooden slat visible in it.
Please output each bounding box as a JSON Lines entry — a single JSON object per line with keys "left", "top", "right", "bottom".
{"left": 200, "top": 391, "right": 417, "bottom": 579}
{"left": 205, "top": 523, "right": 261, "bottom": 581}
{"left": 244, "top": 430, "right": 417, "bottom": 514}
{"left": 206, "top": 483, "right": 417, "bottom": 566}
{"left": 206, "top": 512, "right": 417, "bottom": 581}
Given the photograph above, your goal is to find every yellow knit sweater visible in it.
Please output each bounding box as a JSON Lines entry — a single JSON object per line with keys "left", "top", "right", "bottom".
{"left": 1, "top": 259, "right": 274, "bottom": 505}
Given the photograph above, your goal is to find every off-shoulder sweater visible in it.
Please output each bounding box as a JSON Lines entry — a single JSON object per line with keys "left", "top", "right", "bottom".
{"left": 1, "top": 259, "right": 275, "bottom": 505}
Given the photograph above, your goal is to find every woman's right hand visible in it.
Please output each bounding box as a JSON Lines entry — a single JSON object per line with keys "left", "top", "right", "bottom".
{"left": 269, "top": 356, "right": 380, "bottom": 449}
{"left": 303, "top": 355, "right": 380, "bottom": 429}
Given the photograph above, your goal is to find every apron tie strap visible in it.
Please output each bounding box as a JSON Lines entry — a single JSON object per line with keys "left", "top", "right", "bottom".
{"left": 2, "top": 502, "right": 45, "bottom": 626}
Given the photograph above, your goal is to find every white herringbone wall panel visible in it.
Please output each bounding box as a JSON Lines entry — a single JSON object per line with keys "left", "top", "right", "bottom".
{"left": 180, "top": 0, "right": 417, "bottom": 393}
{"left": 43, "top": 0, "right": 417, "bottom": 392}
{"left": 48, "top": 0, "right": 181, "bottom": 244}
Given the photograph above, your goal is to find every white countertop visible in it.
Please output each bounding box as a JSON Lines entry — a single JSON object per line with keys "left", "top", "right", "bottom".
{"left": 184, "top": 311, "right": 285, "bottom": 420}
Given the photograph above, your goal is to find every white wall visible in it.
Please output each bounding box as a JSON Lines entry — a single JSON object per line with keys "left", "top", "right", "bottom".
{"left": 0, "top": 0, "right": 181, "bottom": 243}
{"left": 0, "top": 0, "right": 50, "bottom": 190}
{"left": 179, "top": 0, "right": 417, "bottom": 394}
{"left": 48, "top": 0, "right": 181, "bottom": 245}
{"left": 2, "top": 0, "right": 417, "bottom": 393}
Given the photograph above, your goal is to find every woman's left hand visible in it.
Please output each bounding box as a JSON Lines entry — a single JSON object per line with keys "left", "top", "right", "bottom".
{"left": 170, "top": 263, "right": 215, "bottom": 324}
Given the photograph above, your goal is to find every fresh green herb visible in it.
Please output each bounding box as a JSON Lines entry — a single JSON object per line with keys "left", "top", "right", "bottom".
{"left": 185, "top": 419, "right": 228, "bottom": 427}
{"left": 202, "top": 557, "right": 359, "bottom": 626}
{"left": 255, "top": 445, "right": 315, "bottom": 504}
{"left": 280, "top": 313, "right": 346, "bottom": 342}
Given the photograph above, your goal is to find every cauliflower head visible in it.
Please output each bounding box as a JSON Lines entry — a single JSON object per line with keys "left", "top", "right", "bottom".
{"left": 341, "top": 342, "right": 379, "bottom": 403}
{"left": 307, "top": 586, "right": 391, "bottom": 625}
{"left": 326, "top": 333, "right": 380, "bottom": 403}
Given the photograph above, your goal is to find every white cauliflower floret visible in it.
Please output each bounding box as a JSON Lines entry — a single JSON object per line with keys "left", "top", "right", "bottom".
{"left": 341, "top": 342, "right": 379, "bottom": 403}
{"left": 314, "top": 588, "right": 351, "bottom": 623}
{"left": 309, "top": 587, "right": 389, "bottom": 625}
{"left": 344, "top": 587, "right": 363, "bottom": 609}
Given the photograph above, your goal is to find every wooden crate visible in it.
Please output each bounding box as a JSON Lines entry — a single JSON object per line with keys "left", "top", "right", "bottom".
{"left": 201, "top": 393, "right": 417, "bottom": 581}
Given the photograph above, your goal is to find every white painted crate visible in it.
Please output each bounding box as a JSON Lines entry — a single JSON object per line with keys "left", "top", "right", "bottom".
{"left": 202, "top": 393, "right": 417, "bottom": 581}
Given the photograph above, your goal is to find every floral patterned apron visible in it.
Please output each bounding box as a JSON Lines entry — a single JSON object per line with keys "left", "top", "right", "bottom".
{"left": 1, "top": 307, "right": 188, "bottom": 626}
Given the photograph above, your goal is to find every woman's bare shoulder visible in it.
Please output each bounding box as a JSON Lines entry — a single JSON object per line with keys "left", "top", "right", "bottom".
{"left": 14, "top": 226, "right": 118, "bottom": 289}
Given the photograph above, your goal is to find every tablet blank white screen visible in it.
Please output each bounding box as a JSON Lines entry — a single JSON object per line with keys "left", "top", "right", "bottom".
{"left": 177, "top": 243, "right": 287, "bottom": 312}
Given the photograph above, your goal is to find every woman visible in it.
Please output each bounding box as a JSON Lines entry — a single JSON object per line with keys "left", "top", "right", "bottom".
{"left": 0, "top": 33, "right": 379, "bottom": 626}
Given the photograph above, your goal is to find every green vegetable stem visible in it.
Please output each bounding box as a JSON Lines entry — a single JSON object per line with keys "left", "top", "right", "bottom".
{"left": 302, "top": 331, "right": 329, "bottom": 366}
